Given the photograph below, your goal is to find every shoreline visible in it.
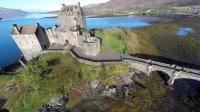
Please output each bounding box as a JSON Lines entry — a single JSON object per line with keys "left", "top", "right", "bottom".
{"left": 44, "top": 13, "right": 199, "bottom": 19}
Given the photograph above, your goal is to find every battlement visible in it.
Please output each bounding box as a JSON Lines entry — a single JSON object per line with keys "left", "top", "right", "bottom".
{"left": 60, "top": 3, "right": 80, "bottom": 14}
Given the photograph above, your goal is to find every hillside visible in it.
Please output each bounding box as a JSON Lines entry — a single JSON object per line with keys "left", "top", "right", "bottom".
{"left": 86, "top": 0, "right": 200, "bottom": 9}
{"left": 0, "top": 7, "right": 28, "bottom": 19}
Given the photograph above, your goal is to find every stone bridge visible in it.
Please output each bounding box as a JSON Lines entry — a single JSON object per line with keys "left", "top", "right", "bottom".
{"left": 69, "top": 47, "right": 200, "bottom": 85}
{"left": 123, "top": 57, "right": 200, "bottom": 85}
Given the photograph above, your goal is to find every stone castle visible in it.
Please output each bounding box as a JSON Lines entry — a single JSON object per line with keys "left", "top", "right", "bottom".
{"left": 11, "top": 2, "right": 100, "bottom": 61}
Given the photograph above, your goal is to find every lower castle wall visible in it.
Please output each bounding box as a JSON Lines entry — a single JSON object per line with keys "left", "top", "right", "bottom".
{"left": 46, "top": 28, "right": 100, "bottom": 56}
{"left": 46, "top": 29, "right": 82, "bottom": 47}
{"left": 12, "top": 34, "right": 43, "bottom": 61}
{"left": 46, "top": 29, "right": 65, "bottom": 44}
{"left": 83, "top": 38, "right": 100, "bottom": 56}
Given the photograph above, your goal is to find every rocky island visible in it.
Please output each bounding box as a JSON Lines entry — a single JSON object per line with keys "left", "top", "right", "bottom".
{"left": 0, "top": 1, "right": 200, "bottom": 112}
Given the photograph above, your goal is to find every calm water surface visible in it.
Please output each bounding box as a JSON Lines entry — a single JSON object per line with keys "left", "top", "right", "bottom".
{"left": 0, "top": 14, "right": 159, "bottom": 67}
{"left": 176, "top": 27, "right": 194, "bottom": 36}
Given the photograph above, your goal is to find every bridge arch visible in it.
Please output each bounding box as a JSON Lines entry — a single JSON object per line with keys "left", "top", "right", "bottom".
{"left": 149, "top": 70, "right": 171, "bottom": 85}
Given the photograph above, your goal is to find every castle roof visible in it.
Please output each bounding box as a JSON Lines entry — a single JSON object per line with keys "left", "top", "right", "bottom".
{"left": 11, "top": 25, "right": 38, "bottom": 35}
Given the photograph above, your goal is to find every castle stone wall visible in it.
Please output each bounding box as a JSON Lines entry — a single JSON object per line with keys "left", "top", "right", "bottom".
{"left": 36, "top": 24, "right": 50, "bottom": 49}
{"left": 83, "top": 38, "right": 101, "bottom": 56}
{"left": 12, "top": 34, "right": 43, "bottom": 61}
{"left": 11, "top": 2, "right": 100, "bottom": 61}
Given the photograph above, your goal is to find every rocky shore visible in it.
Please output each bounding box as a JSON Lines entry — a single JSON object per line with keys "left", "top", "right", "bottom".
{"left": 38, "top": 70, "right": 148, "bottom": 112}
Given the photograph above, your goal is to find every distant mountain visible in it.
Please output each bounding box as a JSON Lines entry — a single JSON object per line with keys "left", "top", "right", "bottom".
{"left": 86, "top": 0, "right": 200, "bottom": 9}
{"left": 84, "top": 4, "right": 99, "bottom": 8}
{"left": 0, "top": 7, "right": 28, "bottom": 19}
{"left": 45, "top": 10, "right": 58, "bottom": 14}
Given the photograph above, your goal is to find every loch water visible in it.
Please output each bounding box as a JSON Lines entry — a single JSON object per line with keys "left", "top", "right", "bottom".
{"left": 176, "top": 27, "right": 194, "bottom": 36}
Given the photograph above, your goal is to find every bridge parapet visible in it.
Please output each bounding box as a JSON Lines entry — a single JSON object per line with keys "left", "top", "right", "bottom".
{"left": 123, "top": 57, "right": 200, "bottom": 85}
{"left": 123, "top": 58, "right": 200, "bottom": 75}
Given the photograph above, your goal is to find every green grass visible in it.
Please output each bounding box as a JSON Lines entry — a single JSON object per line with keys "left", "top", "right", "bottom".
{"left": 0, "top": 53, "right": 128, "bottom": 112}
{"left": 96, "top": 28, "right": 141, "bottom": 54}
{"left": 0, "top": 53, "right": 165, "bottom": 112}
{"left": 100, "top": 72, "right": 168, "bottom": 112}
{"left": 104, "top": 35, "right": 125, "bottom": 52}
{"left": 97, "top": 17, "right": 200, "bottom": 65}
{"left": 100, "top": 43, "right": 106, "bottom": 53}
{"left": 97, "top": 29, "right": 126, "bottom": 53}
{"left": 129, "top": 17, "right": 200, "bottom": 65}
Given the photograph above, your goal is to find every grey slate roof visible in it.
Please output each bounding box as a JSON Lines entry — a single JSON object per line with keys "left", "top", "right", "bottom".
{"left": 11, "top": 25, "right": 38, "bottom": 35}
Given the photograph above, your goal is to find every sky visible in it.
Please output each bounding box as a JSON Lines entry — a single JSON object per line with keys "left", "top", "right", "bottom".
{"left": 0, "top": 0, "right": 109, "bottom": 12}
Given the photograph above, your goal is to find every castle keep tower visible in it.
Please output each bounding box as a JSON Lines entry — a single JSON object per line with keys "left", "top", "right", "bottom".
{"left": 58, "top": 2, "right": 86, "bottom": 31}
{"left": 46, "top": 2, "right": 100, "bottom": 56}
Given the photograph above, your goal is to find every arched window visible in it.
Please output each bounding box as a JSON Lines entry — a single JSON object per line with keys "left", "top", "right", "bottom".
{"left": 65, "top": 40, "right": 69, "bottom": 44}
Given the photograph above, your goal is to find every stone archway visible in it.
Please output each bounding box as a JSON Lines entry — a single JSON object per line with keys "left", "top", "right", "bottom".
{"left": 149, "top": 70, "right": 171, "bottom": 86}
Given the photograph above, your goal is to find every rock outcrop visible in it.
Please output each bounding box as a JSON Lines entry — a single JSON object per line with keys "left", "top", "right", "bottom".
{"left": 38, "top": 92, "right": 69, "bottom": 112}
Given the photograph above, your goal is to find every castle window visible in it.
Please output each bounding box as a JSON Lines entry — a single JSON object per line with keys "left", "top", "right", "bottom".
{"left": 75, "top": 6, "right": 77, "bottom": 9}
{"left": 65, "top": 40, "right": 69, "bottom": 44}
{"left": 44, "top": 45, "right": 47, "bottom": 49}
{"left": 77, "top": 11, "right": 80, "bottom": 15}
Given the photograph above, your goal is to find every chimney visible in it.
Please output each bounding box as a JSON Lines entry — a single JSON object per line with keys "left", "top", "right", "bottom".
{"left": 78, "top": 2, "right": 80, "bottom": 7}
{"left": 35, "top": 23, "right": 40, "bottom": 27}
{"left": 53, "top": 24, "right": 58, "bottom": 29}
{"left": 12, "top": 24, "right": 19, "bottom": 34}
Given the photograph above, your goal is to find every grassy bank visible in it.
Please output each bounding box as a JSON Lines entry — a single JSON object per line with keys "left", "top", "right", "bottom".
{"left": 0, "top": 53, "right": 171, "bottom": 112}
{"left": 97, "top": 17, "right": 200, "bottom": 65}
{"left": 0, "top": 53, "right": 128, "bottom": 111}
